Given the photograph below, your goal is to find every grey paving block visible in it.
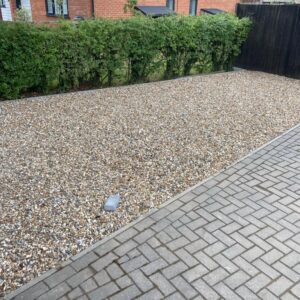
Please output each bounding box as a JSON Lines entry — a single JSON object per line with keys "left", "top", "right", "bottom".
{"left": 80, "top": 278, "right": 98, "bottom": 293}
{"left": 192, "top": 279, "right": 219, "bottom": 300}
{"left": 236, "top": 286, "right": 260, "bottom": 300}
{"left": 45, "top": 266, "right": 76, "bottom": 288}
{"left": 224, "top": 270, "right": 250, "bottom": 289}
{"left": 273, "top": 261, "right": 300, "bottom": 282}
{"left": 91, "top": 252, "right": 118, "bottom": 272}
{"left": 129, "top": 269, "right": 153, "bottom": 292}
{"left": 94, "top": 238, "right": 120, "bottom": 257}
{"left": 150, "top": 273, "right": 176, "bottom": 296}
{"left": 261, "top": 249, "right": 284, "bottom": 265}
{"left": 37, "top": 282, "right": 71, "bottom": 300}
{"left": 134, "top": 217, "right": 156, "bottom": 231}
{"left": 71, "top": 251, "right": 98, "bottom": 271}
{"left": 136, "top": 288, "right": 163, "bottom": 300}
{"left": 246, "top": 273, "right": 271, "bottom": 293}
{"left": 175, "top": 248, "right": 198, "bottom": 267}
{"left": 110, "top": 285, "right": 141, "bottom": 300}
{"left": 291, "top": 283, "right": 300, "bottom": 298}
{"left": 152, "top": 218, "right": 171, "bottom": 232}
{"left": 88, "top": 282, "right": 119, "bottom": 300}
{"left": 93, "top": 270, "right": 110, "bottom": 287}
{"left": 185, "top": 239, "right": 208, "bottom": 254}
{"left": 134, "top": 229, "right": 155, "bottom": 244}
{"left": 253, "top": 259, "right": 280, "bottom": 279}
{"left": 281, "top": 251, "right": 300, "bottom": 267}
{"left": 14, "top": 282, "right": 49, "bottom": 300}
{"left": 177, "top": 225, "right": 199, "bottom": 241}
{"left": 106, "top": 263, "right": 124, "bottom": 280}
{"left": 156, "top": 246, "right": 178, "bottom": 264}
{"left": 232, "top": 256, "right": 259, "bottom": 277}
{"left": 203, "top": 267, "right": 229, "bottom": 286}
{"left": 116, "top": 275, "right": 132, "bottom": 289}
{"left": 214, "top": 282, "right": 241, "bottom": 300}
{"left": 167, "top": 236, "right": 190, "bottom": 251}
{"left": 204, "top": 241, "right": 226, "bottom": 257}
{"left": 223, "top": 243, "right": 246, "bottom": 259}
{"left": 138, "top": 243, "right": 159, "bottom": 262}
{"left": 115, "top": 228, "right": 138, "bottom": 243}
{"left": 162, "top": 261, "right": 188, "bottom": 279}
{"left": 164, "top": 225, "right": 181, "bottom": 239}
{"left": 195, "top": 251, "right": 218, "bottom": 271}
{"left": 182, "top": 264, "right": 209, "bottom": 283}
{"left": 267, "top": 276, "right": 293, "bottom": 296}
{"left": 196, "top": 228, "right": 218, "bottom": 244}
{"left": 121, "top": 255, "right": 148, "bottom": 273}
{"left": 242, "top": 246, "right": 265, "bottom": 262}
{"left": 171, "top": 276, "right": 197, "bottom": 299}
{"left": 114, "top": 240, "right": 138, "bottom": 257}
{"left": 141, "top": 258, "right": 168, "bottom": 276}
{"left": 67, "top": 267, "right": 94, "bottom": 288}
{"left": 67, "top": 287, "right": 83, "bottom": 299}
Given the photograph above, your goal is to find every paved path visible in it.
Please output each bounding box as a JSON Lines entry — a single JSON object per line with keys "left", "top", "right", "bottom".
{"left": 8, "top": 124, "right": 300, "bottom": 300}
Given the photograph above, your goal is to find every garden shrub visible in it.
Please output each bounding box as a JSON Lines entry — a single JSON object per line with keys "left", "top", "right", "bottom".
{"left": 0, "top": 14, "right": 251, "bottom": 100}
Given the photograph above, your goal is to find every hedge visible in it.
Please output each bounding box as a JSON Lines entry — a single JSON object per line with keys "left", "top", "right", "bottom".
{"left": 0, "top": 15, "right": 251, "bottom": 100}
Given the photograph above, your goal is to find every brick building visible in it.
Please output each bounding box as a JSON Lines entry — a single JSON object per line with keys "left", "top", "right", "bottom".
{"left": 0, "top": 0, "right": 239, "bottom": 22}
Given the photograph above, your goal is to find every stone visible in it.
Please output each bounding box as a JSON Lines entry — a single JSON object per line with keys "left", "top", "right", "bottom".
{"left": 104, "top": 194, "right": 120, "bottom": 212}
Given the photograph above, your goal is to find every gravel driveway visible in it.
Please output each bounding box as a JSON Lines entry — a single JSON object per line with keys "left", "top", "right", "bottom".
{"left": 1, "top": 70, "right": 300, "bottom": 296}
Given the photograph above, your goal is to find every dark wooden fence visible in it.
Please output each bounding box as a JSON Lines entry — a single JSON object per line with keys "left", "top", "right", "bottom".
{"left": 236, "top": 4, "right": 300, "bottom": 79}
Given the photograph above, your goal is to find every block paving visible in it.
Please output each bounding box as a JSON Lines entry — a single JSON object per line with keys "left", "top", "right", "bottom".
{"left": 8, "top": 125, "right": 300, "bottom": 299}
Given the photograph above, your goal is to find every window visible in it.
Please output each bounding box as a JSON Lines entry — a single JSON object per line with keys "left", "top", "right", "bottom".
{"left": 16, "top": 0, "right": 22, "bottom": 9}
{"left": 0, "top": 0, "right": 5, "bottom": 8}
{"left": 166, "top": 0, "right": 175, "bottom": 11}
{"left": 46, "top": 0, "right": 68, "bottom": 16}
{"left": 189, "top": 0, "right": 197, "bottom": 16}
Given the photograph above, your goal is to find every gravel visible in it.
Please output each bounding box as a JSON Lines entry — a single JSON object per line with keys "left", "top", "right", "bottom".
{"left": 1, "top": 70, "right": 300, "bottom": 296}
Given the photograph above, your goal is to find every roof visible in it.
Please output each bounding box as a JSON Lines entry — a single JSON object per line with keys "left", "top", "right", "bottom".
{"left": 134, "top": 6, "right": 176, "bottom": 17}
{"left": 200, "top": 8, "right": 227, "bottom": 14}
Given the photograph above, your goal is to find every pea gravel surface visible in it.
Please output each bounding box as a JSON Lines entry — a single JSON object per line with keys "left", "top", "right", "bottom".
{"left": 1, "top": 70, "right": 300, "bottom": 296}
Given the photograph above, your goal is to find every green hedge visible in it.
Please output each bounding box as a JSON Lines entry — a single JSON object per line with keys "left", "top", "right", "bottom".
{"left": 0, "top": 15, "right": 251, "bottom": 100}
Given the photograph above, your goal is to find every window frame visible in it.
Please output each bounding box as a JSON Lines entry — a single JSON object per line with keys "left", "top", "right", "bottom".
{"left": 166, "top": 0, "right": 175, "bottom": 11}
{"left": 189, "top": 0, "right": 198, "bottom": 16}
{"left": 45, "top": 0, "right": 69, "bottom": 17}
{"left": 0, "top": 0, "right": 5, "bottom": 8}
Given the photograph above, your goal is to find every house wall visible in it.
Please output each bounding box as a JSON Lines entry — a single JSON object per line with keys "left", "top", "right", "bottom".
{"left": 1, "top": 0, "right": 239, "bottom": 23}
{"left": 94, "top": 0, "right": 166, "bottom": 19}
{"left": 170, "top": 0, "right": 238, "bottom": 15}
{"left": 68, "top": 0, "right": 92, "bottom": 19}
{"left": 199, "top": 0, "right": 238, "bottom": 13}
{"left": 93, "top": 0, "right": 238, "bottom": 19}
{"left": 30, "top": 0, "right": 53, "bottom": 22}
{"left": 30, "top": 0, "right": 92, "bottom": 22}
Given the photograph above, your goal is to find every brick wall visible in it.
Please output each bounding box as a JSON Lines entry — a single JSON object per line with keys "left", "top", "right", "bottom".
{"left": 94, "top": 0, "right": 238, "bottom": 19}
{"left": 19, "top": 0, "right": 239, "bottom": 23}
{"left": 31, "top": 0, "right": 92, "bottom": 22}
{"left": 10, "top": 0, "right": 16, "bottom": 20}
{"left": 68, "top": 0, "right": 92, "bottom": 19}
{"left": 94, "top": 0, "right": 166, "bottom": 19}
{"left": 198, "top": 0, "right": 238, "bottom": 13}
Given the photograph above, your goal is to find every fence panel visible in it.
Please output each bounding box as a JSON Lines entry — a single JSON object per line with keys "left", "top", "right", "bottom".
{"left": 236, "top": 4, "right": 300, "bottom": 79}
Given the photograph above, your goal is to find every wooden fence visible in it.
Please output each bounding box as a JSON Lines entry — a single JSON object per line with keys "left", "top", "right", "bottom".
{"left": 236, "top": 4, "right": 300, "bottom": 79}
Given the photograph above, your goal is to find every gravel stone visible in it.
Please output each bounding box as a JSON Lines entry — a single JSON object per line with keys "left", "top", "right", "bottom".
{"left": 1, "top": 71, "right": 300, "bottom": 296}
